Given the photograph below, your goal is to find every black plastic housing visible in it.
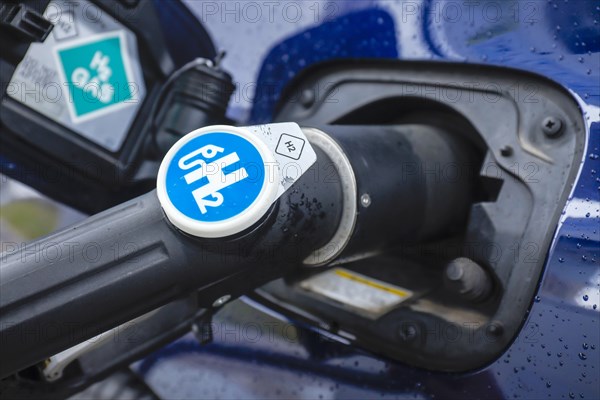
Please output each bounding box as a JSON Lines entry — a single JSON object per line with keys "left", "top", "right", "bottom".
{"left": 0, "top": 144, "right": 343, "bottom": 378}
{"left": 0, "top": 121, "right": 480, "bottom": 378}
{"left": 0, "top": 0, "right": 218, "bottom": 214}
{"left": 254, "top": 60, "right": 586, "bottom": 372}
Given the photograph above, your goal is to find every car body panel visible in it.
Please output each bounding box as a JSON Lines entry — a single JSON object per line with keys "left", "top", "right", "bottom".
{"left": 57, "top": 0, "right": 598, "bottom": 398}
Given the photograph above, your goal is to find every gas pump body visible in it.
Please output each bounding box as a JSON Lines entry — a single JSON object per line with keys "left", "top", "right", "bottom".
{"left": 0, "top": 0, "right": 221, "bottom": 213}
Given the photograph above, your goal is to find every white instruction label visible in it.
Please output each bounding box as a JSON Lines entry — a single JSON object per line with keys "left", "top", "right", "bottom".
{"left": 299, "top": 268, "right": 413, "bottom": 319}
{"left": 248, "top": 122, "right": 317, "bottom": 199}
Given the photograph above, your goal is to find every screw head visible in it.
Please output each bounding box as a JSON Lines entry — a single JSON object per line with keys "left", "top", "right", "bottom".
{"left": 542, "top": 116, "right": 563, "bottom": 138}
{"left": 500, "top": 145, "right": 513, "bottom": 157}
{"left": 212, "top": 294, "right": 231, "bottom": 308}
{"left": 360, "top": 194, "right": 372, "bottom": 208}
{"left": 486, "top": 322, "right": 504, "bottom": 338}
{"left": 398, "top": 323, "right": 418, "bottom": 342}
{"left": 299, "top": 89, "right": 315, "bottom": 108}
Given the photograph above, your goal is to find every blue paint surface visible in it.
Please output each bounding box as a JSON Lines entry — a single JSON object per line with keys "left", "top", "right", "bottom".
{"left": 250, "top": 8, "right": 398, "bottom": 123}
{"left": 2, "top": 0, "right": 598, "bottom": 397}
{"left": 139, "top": 0, "right": 599, "bottom": 398}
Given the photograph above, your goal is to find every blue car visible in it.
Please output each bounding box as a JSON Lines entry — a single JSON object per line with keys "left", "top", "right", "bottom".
{"left": 0, "top": 1, "right": 597, "bottom": 399}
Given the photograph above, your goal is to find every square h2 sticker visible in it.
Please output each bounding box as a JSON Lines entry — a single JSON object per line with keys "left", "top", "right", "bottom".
{"left": 55, "top": 31, "right": 135, "bottom": 122}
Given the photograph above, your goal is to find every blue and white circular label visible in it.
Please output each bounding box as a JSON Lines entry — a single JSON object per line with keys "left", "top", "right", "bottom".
{"left": 157, "top": 125, "right": 278, "bottom": 238}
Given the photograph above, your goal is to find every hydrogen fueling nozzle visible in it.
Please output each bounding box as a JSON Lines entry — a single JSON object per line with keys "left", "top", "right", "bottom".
{"left": 0, "top": 123, "right": 475, "bottom": 377}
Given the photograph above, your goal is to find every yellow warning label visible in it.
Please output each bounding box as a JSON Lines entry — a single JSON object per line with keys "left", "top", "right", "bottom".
{"left": 333, "top": 268, "right": 411, "bottom": 297}
{"left": 299, "top": 268, "right": 413, "bottom": 318}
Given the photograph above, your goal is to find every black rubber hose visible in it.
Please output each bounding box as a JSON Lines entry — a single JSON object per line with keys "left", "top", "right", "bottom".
{"left": 0, "top": 146, "right": 343, "bottom": 378}
{"left": 0, "top": 124, "right": 476, "bottom": 377}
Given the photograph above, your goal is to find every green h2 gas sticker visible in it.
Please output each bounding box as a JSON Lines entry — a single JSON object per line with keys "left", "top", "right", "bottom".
{"left": 55, "top": 31, "right": 136, "bottom": 122}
